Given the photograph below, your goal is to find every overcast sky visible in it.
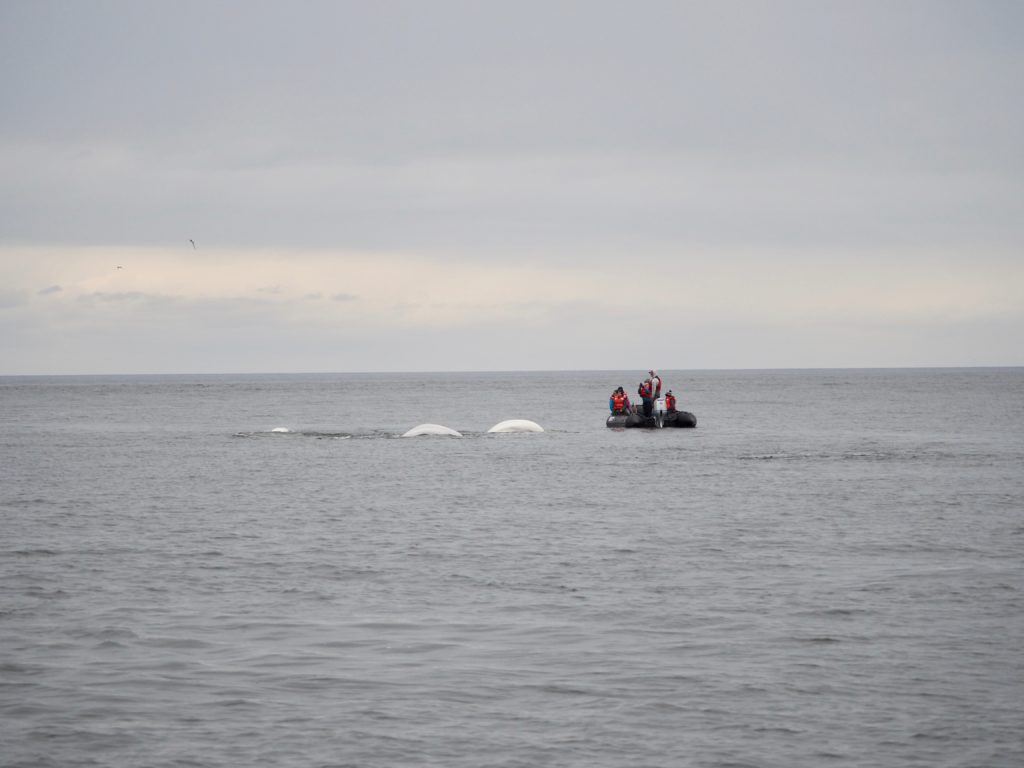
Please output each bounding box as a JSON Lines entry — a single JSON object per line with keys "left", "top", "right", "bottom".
{"left": 2, "top": 0, "right": 1022, "bottom": 374}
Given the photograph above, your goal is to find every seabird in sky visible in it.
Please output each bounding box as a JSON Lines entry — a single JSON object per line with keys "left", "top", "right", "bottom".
{"left": 190, "top": 239, "right": 196, "bottom": 250}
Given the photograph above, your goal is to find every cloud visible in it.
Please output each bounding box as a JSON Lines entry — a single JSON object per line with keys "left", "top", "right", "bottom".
{"left": 2, "top": 242, "right": 1021, "bottom": 330}
{"left": 1, "top": 3, "right": 1023, "bottom": 372}
{"left": 0, "top": 291, "right": 27, "bottom": 309}
{"left": 84, "top": 291, "right": 162, "bottom": 303}
{"left": 1, "top": 4, "right": 1021, "bottom": 257}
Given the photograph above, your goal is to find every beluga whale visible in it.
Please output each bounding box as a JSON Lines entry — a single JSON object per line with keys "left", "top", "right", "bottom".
{"left": 402, "top": 423, "right": 462, "bottom": 438}
{"left": 487, "top": 419, "right": 544, "bottom": 433}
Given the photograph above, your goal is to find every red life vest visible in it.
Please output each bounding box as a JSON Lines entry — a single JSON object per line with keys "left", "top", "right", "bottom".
{"left": 666, "top": 393, "right": 677, "bottom": 411}
{"left": 639, "top": 383, "right": 651, "bottom": 398}
{"left": 612, "top": 393, "right": 626, "bottom": 412}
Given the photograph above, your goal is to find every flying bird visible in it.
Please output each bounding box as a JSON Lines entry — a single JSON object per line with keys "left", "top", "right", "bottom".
{"left": 116, "top": 266, "right": 123, "bottom": 269}
{"left": 190, "top": 239, "right": 196, "bottom": 250}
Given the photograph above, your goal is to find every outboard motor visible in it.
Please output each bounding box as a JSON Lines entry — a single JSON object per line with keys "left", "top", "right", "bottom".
{"left": 654, "top": 397, "right": 667, "bottom": 428}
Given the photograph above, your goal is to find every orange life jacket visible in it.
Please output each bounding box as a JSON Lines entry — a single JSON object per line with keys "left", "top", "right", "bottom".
{"left": 612, "top": 393, "right": 626, "bottom": 412}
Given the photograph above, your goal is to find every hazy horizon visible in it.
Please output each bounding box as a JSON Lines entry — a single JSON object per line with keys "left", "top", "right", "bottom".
{"left": 2, "top": 364, "right": 1022, "bottom": 379}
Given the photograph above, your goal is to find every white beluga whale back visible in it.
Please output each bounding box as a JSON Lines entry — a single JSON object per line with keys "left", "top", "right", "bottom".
{"left": 402, "top": 423, "right": 462, "bottom": 438}
{"left": 487, "top": 419, "right": 544, "bottom": 434}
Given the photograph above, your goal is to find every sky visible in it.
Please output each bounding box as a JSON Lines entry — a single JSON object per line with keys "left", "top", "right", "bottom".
{"left": 1, "top": 0, "right": 1022, "bottom": 374}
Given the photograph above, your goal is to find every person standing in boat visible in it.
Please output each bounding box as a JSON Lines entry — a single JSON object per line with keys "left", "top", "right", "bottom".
{"left": 648, "top": 370, "right": 662, "bottom": 399}
{"left": 638, "top": 379, "right": 653, "bottom": 417}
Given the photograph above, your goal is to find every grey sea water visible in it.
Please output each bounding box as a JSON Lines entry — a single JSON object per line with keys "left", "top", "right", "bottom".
{"left": 2, "top": 369, "right": 1022, "bottom": 768}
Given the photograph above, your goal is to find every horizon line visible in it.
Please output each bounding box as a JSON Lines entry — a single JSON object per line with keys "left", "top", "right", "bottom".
{"left": 2, "top": 365, "right": 1022, "bottom": 379}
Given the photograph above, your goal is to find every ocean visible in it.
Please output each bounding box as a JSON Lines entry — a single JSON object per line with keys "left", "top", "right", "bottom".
{"left": 2, "top": 368, "right": 1022, "bottom": 767}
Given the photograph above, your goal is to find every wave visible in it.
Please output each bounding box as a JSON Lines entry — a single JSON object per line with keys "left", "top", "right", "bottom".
{"left": 232, "top": 428, "right": 505, "bottom": 440}
{"left": 233, "top": 429, "right": 353, "bottom": 439}
{"left": 736, "top": 448, "right": 1001, "bottom": 463}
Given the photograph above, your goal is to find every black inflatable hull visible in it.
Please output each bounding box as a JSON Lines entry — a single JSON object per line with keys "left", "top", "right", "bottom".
{"left": 664, "top": 410, "right": 697, "bottom": 428}
{"left": 606, "top": 411, "right": 696, "bottom": 429}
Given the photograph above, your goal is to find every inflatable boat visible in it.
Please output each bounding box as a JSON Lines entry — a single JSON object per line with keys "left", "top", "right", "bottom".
{"left": 606, "top": 409, "right": 696, "bottom": 429}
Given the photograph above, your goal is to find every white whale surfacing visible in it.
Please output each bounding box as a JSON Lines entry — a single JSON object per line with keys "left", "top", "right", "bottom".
{"left": 487, "top": 419, "right": 544, "bottom": 433}
{"left": 270, "top": 427, "right": 291, "bottom": 433}
{"left": 402, "top": 423, "right": 462, "bottom": 438}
